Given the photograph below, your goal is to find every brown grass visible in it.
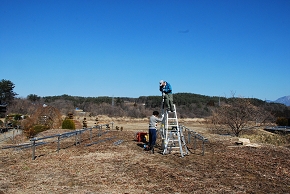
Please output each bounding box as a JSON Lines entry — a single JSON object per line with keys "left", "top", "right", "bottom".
{"left": 0, "top": 119, "right": 290, "bottom": 194}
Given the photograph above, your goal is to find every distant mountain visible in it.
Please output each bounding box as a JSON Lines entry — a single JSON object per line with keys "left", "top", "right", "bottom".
{"left": 274, "top": 95, "right": 290, "bottom": 106}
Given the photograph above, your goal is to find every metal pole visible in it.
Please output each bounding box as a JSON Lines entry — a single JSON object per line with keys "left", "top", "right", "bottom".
{"left": 202, "top": 141, "right": 205, "bottom": 156}
{"left": 75, "top": 131, "right": 78, "bottom": 145}
{"left": 194, "top": 135, "right": 197, "bottom": 150}
{"left": 79, "top": 131, "right": 82, "bottom": 144}
{"left": 32, "top": 139, "right": 36, "bottom": 160}
{"left": 57, "top": 136, "right": 60, "bottom": 153}
{"left": 188, "top": 130, "right": 191, "bottom": 144}
{"left": 90, "top": 128, "right": 92, "bottom": 141}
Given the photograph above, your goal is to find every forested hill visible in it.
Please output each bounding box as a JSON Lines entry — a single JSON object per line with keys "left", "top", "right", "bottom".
{"left": 36, "top": 93, "right": 290, "bottom": 118}
{"left": 42, "top": 92, "right": 266, "bottom": 107}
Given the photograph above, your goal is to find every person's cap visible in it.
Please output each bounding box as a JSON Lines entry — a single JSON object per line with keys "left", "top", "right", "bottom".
{"left": 159, "top": 80, "right": 164, "bottom": 86}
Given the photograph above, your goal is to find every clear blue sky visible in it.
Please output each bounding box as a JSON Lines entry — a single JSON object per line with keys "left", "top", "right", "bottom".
{"left": 1, "top": 0, "right": 289, "bottom": 101}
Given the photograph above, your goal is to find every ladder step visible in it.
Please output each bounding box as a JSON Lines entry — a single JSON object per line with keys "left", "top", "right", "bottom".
{"left": 168, "top": 140, "right": 179, "bottom": 143}
{"left": 167, "top": 146, "right": 180, "bottom": 149}
{"left": 168, "top": 140, "right": 185, "bottom": 143}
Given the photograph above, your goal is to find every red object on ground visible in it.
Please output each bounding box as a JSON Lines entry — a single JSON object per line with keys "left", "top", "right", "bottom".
{"left": 136, "top": 132, "right": 147, "bottom": 142}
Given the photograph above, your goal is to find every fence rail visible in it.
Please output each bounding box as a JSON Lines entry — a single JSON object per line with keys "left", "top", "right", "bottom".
{"left": 2, "top": 122, "right": 114, "bottom": 160}
{"left": 2, "top": 122, "right": 208, "bottom": 159}
{"left": 181, "top": 125, "right": 208, "bottom": 156}
{"left": 264, "top": 126, "right": 290, "bottom": 133}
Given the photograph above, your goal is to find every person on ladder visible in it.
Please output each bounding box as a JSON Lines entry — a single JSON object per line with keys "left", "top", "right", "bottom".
{"left": 159, "top": 80, "right": 174, "bottom": 112}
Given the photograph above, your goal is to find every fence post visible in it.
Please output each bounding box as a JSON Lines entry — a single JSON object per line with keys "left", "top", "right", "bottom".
{"left": 98, "top": 125, "right": 102, "bottom": 137}
{"left": 12, "top": 130, "right": 15, "bottom": 141}
{"left": 194, "top": 135, "right": 197, "bottom": 150}
{"left": 89, "top": 128, "right": 91, "bottom": 141}
{"left": 188, "top": 130, "right": 191, "bottom": 144}
{"left": 75, "top": 130, "right": 78, "bottom": 145}
{"left": 202, "top": 140, "right": 205, "bottom": 156}
{"left": 32, "top": 139, "right": 36, "bottom": 160}
{"left": 79, "top": 130, "right": 82, "bottom": 144}
{"left": 57, "top": 135, "right": 60, "bottom": 153}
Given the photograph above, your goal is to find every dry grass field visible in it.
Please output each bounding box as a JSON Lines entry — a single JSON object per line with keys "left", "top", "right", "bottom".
{"left": 0, "top": 117, "right": 290, "bottom": 194}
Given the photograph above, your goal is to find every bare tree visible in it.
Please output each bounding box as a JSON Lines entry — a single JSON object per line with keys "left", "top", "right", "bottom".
{"left": 8, "top": 98, "right": 38, "bottom": 115}
{"left": 48, "top": 99, "right": 74, "bottom": 115}
{"left": 210, "top": 97, "right": 273, "bottom": 137}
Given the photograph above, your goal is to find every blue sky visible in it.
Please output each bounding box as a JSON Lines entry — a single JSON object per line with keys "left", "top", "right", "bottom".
{"left": 1, "top": 0, "right": 289, "bottom": 101}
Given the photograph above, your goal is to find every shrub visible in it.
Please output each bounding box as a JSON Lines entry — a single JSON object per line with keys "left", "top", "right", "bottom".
{"left": 26, "top": 125, "right": 50, "bottom": 137}
{"left": 13, "top": 114, "right": 23, "bottom": 120}
{"left": 62, "top": 119, "right": 75, "bottom": 130}
{"left": 276, "top": 117, "right": 288, "bottom": 126}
